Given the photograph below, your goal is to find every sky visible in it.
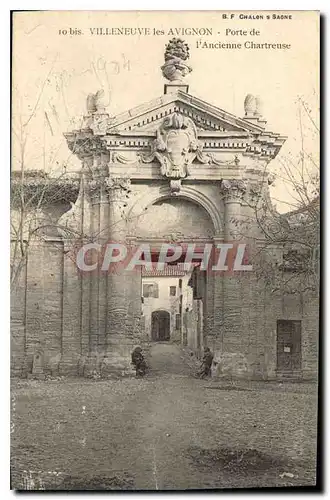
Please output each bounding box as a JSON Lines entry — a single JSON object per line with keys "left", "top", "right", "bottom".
{"left": 12, "top": 11, "right": 319, "bottom": 212}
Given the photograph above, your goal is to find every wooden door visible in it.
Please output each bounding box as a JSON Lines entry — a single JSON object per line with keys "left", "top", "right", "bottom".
{"left": 151, "top": 311, "right": 170, "bottom": 341}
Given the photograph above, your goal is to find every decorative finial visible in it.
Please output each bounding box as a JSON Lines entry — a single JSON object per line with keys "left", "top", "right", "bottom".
{"left": 161, "top": 38, "right": 192, "bottom": 82}
{"left": 86, "top": 89, "right": 106, "bottom": 115}
{"left": 244, "top": 94, "right": 257, "bottom": 117}
{"left": 254, "top": 95, "right": 263, "bottom": 117}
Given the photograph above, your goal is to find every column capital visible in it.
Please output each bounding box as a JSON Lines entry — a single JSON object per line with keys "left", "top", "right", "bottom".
{"left": 105, "top": 176, "right": 131, "bottom": 202}
{"left": 220, "top": 179, "right": 246, "bottom": 203}
{"left": 86, "top": 164, "right": 111, "bottom": 202}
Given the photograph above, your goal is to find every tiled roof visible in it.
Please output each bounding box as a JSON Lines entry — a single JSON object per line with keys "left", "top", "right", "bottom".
{"left": 142, "top": 263, "right": 198, "bottom": 277}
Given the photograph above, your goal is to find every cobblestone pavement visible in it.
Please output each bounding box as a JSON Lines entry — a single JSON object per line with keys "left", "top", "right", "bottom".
{"left": 11, "top": 344, "right": 318, "bottom": 490}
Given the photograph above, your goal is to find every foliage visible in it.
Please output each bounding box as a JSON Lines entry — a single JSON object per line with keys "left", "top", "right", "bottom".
{"left": 236, "top": 96, "right": 319, "bottom": 295}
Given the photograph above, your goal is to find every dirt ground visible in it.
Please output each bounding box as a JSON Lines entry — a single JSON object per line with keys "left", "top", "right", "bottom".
{"left": 11, "top": 343, "right": 318, "bottom": 490}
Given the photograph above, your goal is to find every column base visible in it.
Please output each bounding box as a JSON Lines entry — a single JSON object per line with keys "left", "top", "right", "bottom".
{"left": 100, "top": 335, "right": 138, "bottom": 378}
{"left": 83, "top": 353, "right": 104, "bottom": 378}
{"left": 58, "top": 354, "right": 80, "bottom": 376}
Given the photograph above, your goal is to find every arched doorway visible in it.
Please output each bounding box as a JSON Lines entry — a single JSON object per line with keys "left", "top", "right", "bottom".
{"left": 131, "top": 195, "right": 218, "bottom": 349}
{"left": 151, "top": 310, "right": 170, "bottom": 341}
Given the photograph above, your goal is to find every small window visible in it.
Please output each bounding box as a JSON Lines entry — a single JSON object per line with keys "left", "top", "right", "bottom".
{"left": 175, "top": 314, "right": 181, "bottom": 330}
{"left": 143, "top": 283, "right": 159, "bottom": 298}
{"left": 169, "top": 286, "right": 176, "bottom": 297}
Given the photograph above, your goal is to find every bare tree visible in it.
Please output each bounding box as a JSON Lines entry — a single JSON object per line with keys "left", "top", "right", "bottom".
{"left": 11, "top": 59, "right": 141, "bottom": 288}
{"left": 234, "top": 95, "right": 319, "bottom": 294}
{"left": 11, "top": 57, "right": 82, "bottom": 288}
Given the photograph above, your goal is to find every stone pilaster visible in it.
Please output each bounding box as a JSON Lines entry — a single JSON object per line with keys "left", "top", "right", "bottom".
{"left": 84, "top": 165, "right": 110, "bottom": 376}
{"left": 204, "top": 268, "right": 215, "bottom": 340}
{"left": 101, "top": 176, "right": 137, "bottom": 376}
{"left": 218, "top": 180, "right": 250, "bottom": 377}
{"left": 211, "top": 238, "right": 224, "bottom": 348}
{"left": 126, "top": 237, "right": 143, "bottom": 339}
{"left": 84, "top": 190, "right": 100, "bottom": 375}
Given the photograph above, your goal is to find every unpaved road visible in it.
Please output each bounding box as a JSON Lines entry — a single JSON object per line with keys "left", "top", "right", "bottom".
{"left": 11, "top": 344, "right": 318, "bottom": 490}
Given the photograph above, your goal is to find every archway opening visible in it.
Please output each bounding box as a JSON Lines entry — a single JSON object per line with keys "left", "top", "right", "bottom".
{"left": 135, "top": 195, "right": 217, "bottom": 354}
{"left": 151, "top": 310, "right": 171, "bottom": 341}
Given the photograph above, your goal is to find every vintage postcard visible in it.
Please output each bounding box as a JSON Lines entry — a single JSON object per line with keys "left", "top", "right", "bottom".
{"left": 11, "top": 10, "right": 320, "bottom": 491}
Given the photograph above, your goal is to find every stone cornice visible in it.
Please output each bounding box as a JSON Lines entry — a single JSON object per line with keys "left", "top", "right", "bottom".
{"left": 77, "top": 129, "right": 285, "bottom": 161}
{"left": 64, "top": 130, "right": 108, "bottom": 159}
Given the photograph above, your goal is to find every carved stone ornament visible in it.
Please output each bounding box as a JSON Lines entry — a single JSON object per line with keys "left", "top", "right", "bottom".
{"left": 88, "top": 178, "right": 103, "bottom": 197}
{"left": 244, "top": 94, "right": 256, "bottom": 117}
{"left": 111, "top": 151, "right": 140, "bottom": 165}
{"left": 220, "top": 179, "right": 247, "bottom": 202}
{"left": 86, "top": 89, "right": 107, "bottom": 114}
{"left": 202, "top": 153, "right": 241, "bottom": 167}
{"left": 161, "top": 38, "right": 192, "bottom": 82}
{"left": 143, "top": 112, "right": 206, "bottom": 179}
{"left": 90, "top": 114, "right": 109, "bottom": 135}
{"left": 57, "top": 175, "right": 88, "bottom": 237}
{"left": 170, "top": 179, "right": 182, "bottom": 194}
{"left": 66, "top": 135, "right": 106, "bottom": 158}
{"left": 105, "top": 176, "right": 131, "bottom": 201}
{"left": 161, "top": 57, "right": 192, "bottom": 82}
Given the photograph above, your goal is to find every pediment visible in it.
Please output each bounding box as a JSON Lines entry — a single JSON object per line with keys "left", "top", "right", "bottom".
{"left": 66, "top": 89, "right": 286, "bottom": 166}
{"left": 108, "top": 90, "right": 265, "bottom": 136}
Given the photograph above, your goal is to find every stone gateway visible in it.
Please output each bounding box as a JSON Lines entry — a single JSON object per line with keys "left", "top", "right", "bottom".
{"left": 11, "top": 38, "right": 318, "bottom": 381}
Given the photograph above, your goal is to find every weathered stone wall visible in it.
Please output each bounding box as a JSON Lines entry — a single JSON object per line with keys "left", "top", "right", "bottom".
{"left": 301, "top": 294, "right": 319, "bottom": 379}
{"left": 208, "top": 269, "right": 319, "bottom": 381}
{"left": 11, "top": 241, "right": 64, "bottom": 377}
{"left": 11, "top": 236, "right": 319, "bottom": 380}
{"left": 10, "top": 248, "right": 27, "bottom": 377}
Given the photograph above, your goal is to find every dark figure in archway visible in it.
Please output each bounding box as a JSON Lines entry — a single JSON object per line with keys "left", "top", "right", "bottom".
{"left": 198, "top": 347, "right": 214, "bottom": 378}
{"left": 131, "top": 347, "right": 148, "bottom": 377}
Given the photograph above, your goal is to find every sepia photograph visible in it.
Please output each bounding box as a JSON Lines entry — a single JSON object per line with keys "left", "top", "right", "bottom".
{"left": 10, "top": 10, "right": 320, "bottom": 491}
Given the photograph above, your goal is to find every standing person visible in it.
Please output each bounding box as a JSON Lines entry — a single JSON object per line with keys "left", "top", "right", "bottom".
{"left": 182, "top": 307, "right": 189, "bottom": 346}
{"left": 199, "top": 347, "right": 214, "bottom": 378}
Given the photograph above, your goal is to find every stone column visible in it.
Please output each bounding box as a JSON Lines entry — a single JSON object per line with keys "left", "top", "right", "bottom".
{"left": 84, "top": 184, "right": 100, "bottom": 375}
{"left": 211, "top": 237, "right": 224, "bottom": 350}
{"left": 219, "top": 180, "right": 250, "bottom": 377}
{"left": 84, "top": 164, "right": 110, "bottom": 376}
{"left": 101, "top": 177, "right": 138, "bottom": 376}
{"left": 126, "top": 236, "right": 143, "bottom": 339}
{"left": 98, "top": 180, "right": 110, "bottom": 354}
